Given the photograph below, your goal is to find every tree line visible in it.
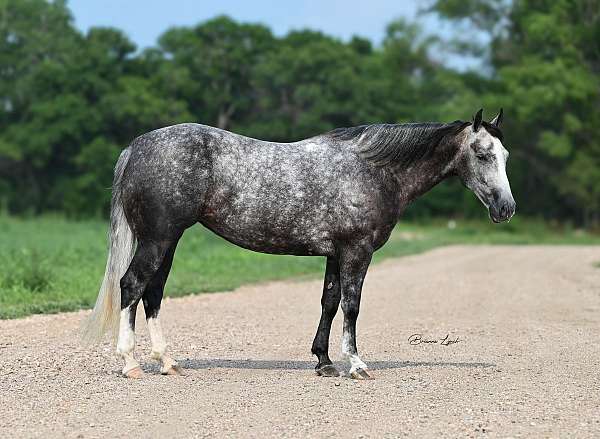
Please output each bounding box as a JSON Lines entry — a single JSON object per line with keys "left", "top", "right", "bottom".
{"left": 0, "top": 0, "right": 598, "bottom": 225}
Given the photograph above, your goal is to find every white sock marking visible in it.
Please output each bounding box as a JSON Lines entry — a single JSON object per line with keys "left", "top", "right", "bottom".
{"left": 147, "top": 315, "right": 178, "bottom": 373}
{"left": 341, "top": 332, "right": 367, "bottom": 374}
{"left": 116, "top": 307, "right": 139, "bottom": 374}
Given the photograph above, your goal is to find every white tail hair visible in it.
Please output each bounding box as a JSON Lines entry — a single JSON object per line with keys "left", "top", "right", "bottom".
{"left": 82, "top": 148, "right": 136, "bottom": 344}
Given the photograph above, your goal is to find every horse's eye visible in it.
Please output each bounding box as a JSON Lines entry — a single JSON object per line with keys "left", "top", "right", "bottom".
{"left": 476, "top": 152, "right": 488, "bottom": 161}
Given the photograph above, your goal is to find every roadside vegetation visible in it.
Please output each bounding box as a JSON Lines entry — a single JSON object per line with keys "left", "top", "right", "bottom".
{"left": 1, "top": 215, "right": 598, "bottom": 319}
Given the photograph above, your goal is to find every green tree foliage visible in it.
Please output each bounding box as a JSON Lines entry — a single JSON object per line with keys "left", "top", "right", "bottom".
{"left": 429, "top": 0, "right": 600, "bottom": 224}
{"left": 0, "top": 0, "right": 188, "bottom": 215}
{"left": 245, "top": 30, "right": 374, "bottom": 140}
{"left": 158, "top": 16, "right": 275, "bottom": 130}
{"left": 0, "top": 0, "right": 598, "bottom": 224}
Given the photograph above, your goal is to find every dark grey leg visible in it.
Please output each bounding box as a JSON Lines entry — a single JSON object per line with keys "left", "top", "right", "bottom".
{"left": 311, "top": 257, "right": 341, "bottom": 377}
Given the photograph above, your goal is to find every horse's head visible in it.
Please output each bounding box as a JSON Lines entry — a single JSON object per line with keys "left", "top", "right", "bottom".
{"left": 454, "top": 109, "right": 516, "bottom": 223}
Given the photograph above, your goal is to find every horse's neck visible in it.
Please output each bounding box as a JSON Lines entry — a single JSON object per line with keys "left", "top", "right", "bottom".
{"left": 390, "top": 147, "right": 456, "bottom": 209}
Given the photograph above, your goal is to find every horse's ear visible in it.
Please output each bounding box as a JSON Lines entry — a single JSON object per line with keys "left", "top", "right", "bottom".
{"left": 490, "top": 108, "right": 503, "bottom": 127}
{"left": 472, "top": 108, "right": 483, "bottom": 132}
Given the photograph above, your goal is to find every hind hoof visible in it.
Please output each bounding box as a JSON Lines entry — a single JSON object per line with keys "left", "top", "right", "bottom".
{"left": 350, "top": 368, "right": 373, "bottom": 380}
{"left": 124, "top": 367, "right": 144, "bottom": 379}
{"left": 161, "top": 365, "right": 184, "bottom": 376}
{"left": 316, "top": 364, "right": 340, "bottom": 377}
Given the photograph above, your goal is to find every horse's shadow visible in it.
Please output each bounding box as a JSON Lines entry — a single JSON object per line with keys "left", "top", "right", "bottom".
{"left": 176, "top": 358, "right": 496, "bottom": 371}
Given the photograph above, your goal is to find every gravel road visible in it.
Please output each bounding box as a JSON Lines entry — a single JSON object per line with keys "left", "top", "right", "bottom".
{"left": 1, "top": 245, "right": 600, "bottom": 438}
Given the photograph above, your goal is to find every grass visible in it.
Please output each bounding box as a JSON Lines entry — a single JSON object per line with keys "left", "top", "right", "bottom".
{"left": 1, "top": 215, "right": 598, "bottom": 319}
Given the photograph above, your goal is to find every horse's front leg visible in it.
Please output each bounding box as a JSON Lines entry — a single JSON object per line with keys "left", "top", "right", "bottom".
{"left": 339, "top": 243, "right": 373, "bottom": 380}
{"left": 311, "top": 256, "right": 341, "bottom": 377}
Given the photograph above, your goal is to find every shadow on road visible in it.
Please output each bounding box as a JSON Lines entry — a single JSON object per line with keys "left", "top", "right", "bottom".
{"left": 176, "top": 358, "right": 496, "bottom": 370}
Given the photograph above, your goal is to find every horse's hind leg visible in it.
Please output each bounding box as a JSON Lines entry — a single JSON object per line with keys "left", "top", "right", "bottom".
{"left": 142, "top": 239, "right": 182, "bottom": 375}
{"left": 311, "top": 257, "right": 341, "bottom": 377}
{"left": 117, "top": 238, "right": 174, "bottom": 378}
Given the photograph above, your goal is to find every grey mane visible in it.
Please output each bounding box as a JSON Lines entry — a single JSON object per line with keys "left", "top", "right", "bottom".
{"left": 327, "top": 121, "right": 472, "bottom": 167}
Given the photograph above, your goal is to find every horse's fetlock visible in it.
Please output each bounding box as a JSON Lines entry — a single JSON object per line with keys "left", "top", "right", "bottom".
{"left": 116, "top": 342, "right": 133, "bottom": 357}
{"left": 311, "top": 345, "right": 325, "bottom": 356}
{"left": 150, "top": 343, "right": 167, "bottom": 360}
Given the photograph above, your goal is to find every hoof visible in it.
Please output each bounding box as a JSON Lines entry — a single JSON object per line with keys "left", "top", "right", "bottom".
{"left": 161, "top": 364, "right": 184, "bottom": 376}
{"left": 124, "top": 366, "right": 144, "bottom": 379}
{"left": 315, "top": 364, "right": 340, "bottom": 377}
{"left": 350, "top": 368, "right": 373, "bottom": 380}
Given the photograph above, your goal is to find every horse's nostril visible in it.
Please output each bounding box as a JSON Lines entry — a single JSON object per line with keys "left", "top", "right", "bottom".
{"left": 492, "top": 190, "right": 501, "bottom": 203}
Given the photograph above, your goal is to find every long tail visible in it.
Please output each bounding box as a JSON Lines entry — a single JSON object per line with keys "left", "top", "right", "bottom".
{"left": 82, "top": 148, "right": 136, "bottom": 344}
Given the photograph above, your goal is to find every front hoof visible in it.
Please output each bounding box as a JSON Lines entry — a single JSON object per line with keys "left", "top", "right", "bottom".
{"left": 350, "top": 368, "right": 373, "bottom": 380}
{"left": 315, "top": 364, "right": 340, "bottom": 377}
{"left": 161, "top": 364, "right": 184, "bottom": 376}
{"left": 124, "top": 366, "right": 144, "bottom": 379}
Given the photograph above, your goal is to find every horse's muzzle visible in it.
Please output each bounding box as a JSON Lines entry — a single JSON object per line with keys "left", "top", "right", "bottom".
{"left": 489, "top": 197, "right": 516, "bottom": 223}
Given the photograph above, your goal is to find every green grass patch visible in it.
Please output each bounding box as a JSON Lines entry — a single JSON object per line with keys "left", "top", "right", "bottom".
{"left": 1, "top": 215, "right": 598, "bottom": 319}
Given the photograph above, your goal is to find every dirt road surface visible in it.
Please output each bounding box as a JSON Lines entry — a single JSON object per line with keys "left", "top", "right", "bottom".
{"left": 1, "top": 245, "right": 600, "bottom": 438}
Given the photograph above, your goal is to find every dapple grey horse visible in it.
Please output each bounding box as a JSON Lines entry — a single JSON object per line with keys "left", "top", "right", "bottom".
{"left": 83, "top": 108, "right": 515, "bottom": 380}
